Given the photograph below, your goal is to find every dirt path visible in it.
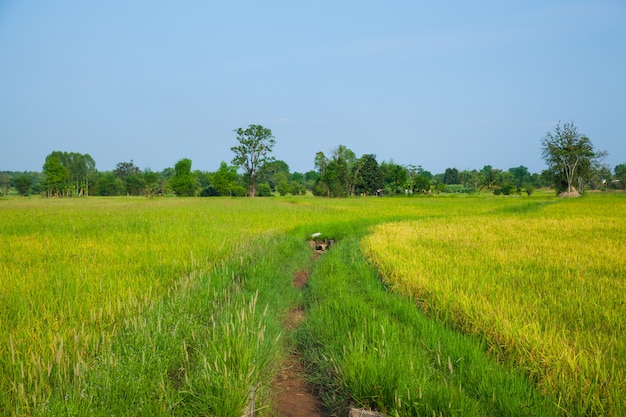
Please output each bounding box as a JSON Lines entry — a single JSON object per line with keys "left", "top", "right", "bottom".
{"left": 272, "top": 265, "right": 332, "bottom": 417}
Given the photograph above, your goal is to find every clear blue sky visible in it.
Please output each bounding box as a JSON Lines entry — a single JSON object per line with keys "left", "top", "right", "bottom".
{"left": 1, "top": 1, "right": 625, "bottom": 175}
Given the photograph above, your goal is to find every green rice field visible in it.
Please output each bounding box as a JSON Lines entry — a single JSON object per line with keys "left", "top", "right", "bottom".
{"left": 1, "top": 193, "right": 624, "bottom": 416}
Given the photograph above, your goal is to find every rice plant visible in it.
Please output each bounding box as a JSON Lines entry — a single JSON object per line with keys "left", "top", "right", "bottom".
{"left": 362, "top": 194, "right": 626, "bottom": 416}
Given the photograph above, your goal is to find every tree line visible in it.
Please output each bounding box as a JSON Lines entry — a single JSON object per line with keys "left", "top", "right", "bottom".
{"left": 1, "top": 122, "right": 623, "bottom": 198}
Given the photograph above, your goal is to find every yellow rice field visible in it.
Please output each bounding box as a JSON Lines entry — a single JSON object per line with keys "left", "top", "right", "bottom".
{"left": 362, "top": 194, "right": 626, "bottom": 415}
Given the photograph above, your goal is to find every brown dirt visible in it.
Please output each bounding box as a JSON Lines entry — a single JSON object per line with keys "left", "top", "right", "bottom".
{"left": 271, "top": 251, "right": 332, "bottom": 417}
{"left": 273, "top": 345, "right": 331, "bottom": 417}
{"left": 293, "top": 270, "right": 310, "bottom": 290}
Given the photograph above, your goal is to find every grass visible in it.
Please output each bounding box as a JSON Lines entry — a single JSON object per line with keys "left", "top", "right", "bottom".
{"left": 0, "top": 197, "right": 305, "bottom": 415}
{"left": 1, "top": 193, "right": 624, "bottom": 416}
{"left": 299, "top": 234, "right": 560, "bottom": 416}
{"left": 362, "top": 193, "right": 626, "bottom": 416}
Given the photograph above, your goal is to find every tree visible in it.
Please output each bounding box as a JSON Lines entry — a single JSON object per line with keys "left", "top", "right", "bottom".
{"left": 354, "top": 154, "right": 382, "bottom": 195}
{"left": 0, "top": 174, "right": 10, "bottom": 197}
{"left": 480, "top": 165, "right": 498, "bottom": 194}
{"left": 443, "top": 167, "right": 460, "bottom": 185}
{"left": 259, "top": 159, "right": 290, "bottom": 192}
{"left": 315, "top": 145, "right": 355, "bottom": 197}
{"left": 313, "top": 152, "right": 329, "bottom": 196}
{"left": 312, "top": 146, "right": 355, "bottom": 197}
{"left": 332, "top": 145, "right": 357, "bottom": 195}
{"left": 614, "top": 164, "right": 626, "bottom": 190}
{"left": 408, "top": 165, "right": 432, "bottom": 194}
{"left": 541, "top": 121, "right": 603, "bottom": 196}
{"left": 43, "top": 155, "right": 70, "bottom": 197}
{"left": 508, "top": 166, "right": 531, "bottom": 189}
{"left": 209, "top": 162, "right": 245, "bottom": 196}
{"left": 169, "top": 158, "right": 198, "bottom": 196}
{"left": 231, "top": 124, "right": 276, "bottom": 197}
{"left": 380, "top": 160, "right": 408, "bottom": 194}
{"left": 14, "top": 174, "right": 33, "bottom": 196}
{"left": 94, "top": 172, "right": 125, "bottom": 196}
{"left": 83, "top": 154, "right": 96, "bottom": 196}
{"left": 325, "top": 157, "right": 349, "bottom": 197}
{"left": 142, "top": 169, "right": 162, "bottom": 197}
{"left": 464, "top": 169, "right": 483, "bottom": 191}
{"left": 114, "top": 161, "right": 141, "bottom": 179}
{"left": 114, "top": 160, "right": 141, "bottom": 195}
{"left": 42, "top": 151, "right": 95, "bottom": 196}
{"left": 67, "top": 152, "right": 95, "bottom": 196}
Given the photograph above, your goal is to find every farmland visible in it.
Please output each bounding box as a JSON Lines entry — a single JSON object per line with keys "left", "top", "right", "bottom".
{"left": 1, "top": 193, "right": 624, "bottom": 416}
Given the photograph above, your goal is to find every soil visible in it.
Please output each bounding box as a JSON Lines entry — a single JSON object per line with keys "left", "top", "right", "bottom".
{"left": 271, "top": 247, "right": 332, "bottom": 417}
{"left": 272, "top": 339, "right": 331, "bottom": 417}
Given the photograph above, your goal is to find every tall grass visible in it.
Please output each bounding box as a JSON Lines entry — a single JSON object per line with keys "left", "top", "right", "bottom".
{"left": 2, "top": 194, "right": 624, "bottom": 416}
{"left": 0, "top": 197, "right": 306, "bottom": 414}
{"left": 299, "top": 235, "right": 560, "bottom": 416}
{"left": 362, "top": 194, "right": 626, "bottom": 415}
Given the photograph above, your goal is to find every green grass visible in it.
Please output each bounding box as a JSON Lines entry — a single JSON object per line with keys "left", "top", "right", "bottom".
{"left": 299, "top": 234, "right": 560, "bottom": 416}
{"left": 1, "top": 194, "right": 624, "bottom": 416}
{"left": 0, "top": 197, "right": 305, "bottom": 415}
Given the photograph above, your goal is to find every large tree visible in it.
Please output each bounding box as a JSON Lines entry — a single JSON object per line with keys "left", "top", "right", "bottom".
{"left": 313, "top": 145, "right": 357, "bottom": 197}
{"left": 443, "top": 167, "right": 460, "bottom": 185}
{"left": 354, "top": 154, "right": 382, "bottom": 195}
{"left": 231, "top": 124, "right": 276, "bottom": 197}
{"left": 43, "top": 154, "right": 70, "bottom": 197}
{"left": 541, "top": 121, "right": 603, "bottom": 196}
{"left": 169, "top": 158, "right": 198, "bottom": 196}
{"left": 42, "top": 151, "right": 95, "bottom": 196}
{"left": 380, "top": 160, "right": 408, "bottom": 194}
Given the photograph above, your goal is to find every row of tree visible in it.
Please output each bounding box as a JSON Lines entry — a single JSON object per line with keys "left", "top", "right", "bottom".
{"left": 1, "top": 122, "right": 623, "bottom": 198}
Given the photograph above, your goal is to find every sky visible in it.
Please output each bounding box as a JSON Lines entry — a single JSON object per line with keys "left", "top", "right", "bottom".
{"left": 1, "top": 1, "right": 625, "bottom": 175}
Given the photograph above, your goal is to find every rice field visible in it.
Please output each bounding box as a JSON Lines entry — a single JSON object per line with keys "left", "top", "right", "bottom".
{"left": 1, "top": 193, "right": 624, "bottom": 416}
{"left": 0, "top": 197, "right": 303, "bottom": 415}
{"left": 362, "top": 194, "right": 626, "bottom": 416}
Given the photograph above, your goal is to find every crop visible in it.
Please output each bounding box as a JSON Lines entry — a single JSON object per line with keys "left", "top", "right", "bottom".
{"left": 2, "top": 193, "right": 624, "bottom": 416}
{"left": 299, "top": 234, "right": 560, "bottom": 416}
{"left": 0, "top": 197, "right": 301, "bottom": 414}
{"left": 362, "top": 194, "right": 626, "bottom": 415}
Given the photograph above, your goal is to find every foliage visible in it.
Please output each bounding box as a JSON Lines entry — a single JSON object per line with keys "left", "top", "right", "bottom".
{"left": 480, "top": 165, "right": 499, "bottom": 193}
{"left": 256, "top": 182, "right": 272, "bottom": 197}
{"left": 142, "top": 169, "right": 162, "bottom": 197}
{"left": 406, "top": 165, "right": 432, "bottom": 194}
{"left": 231, "top": 124, "right": 276, "bottom": 197}
{"left": 541, "top": 121, "right": 602, "bottom": 195}
{"left": 613, "top": 163, "right": 626, "bottom": 189}
{"left": 42, "top": 151, "right": 95, "bottom": 197}
{"left": 443, "top": 167, "right": 460, "bottom": 184}
{"left": 353, "top": 154, "right": 382, "bottom": 195}
{"left": 42, "top": 154, "right": 69, "bottom": 196}
{"left": 13, "top": 174, "right": 32, "bottom": 196}
{"left": 0, "top": 173, "right": 10, "bottom": 197}
{"left": 509, "top": 165, "right": 532, "bottom": 189}
{"left": 169, "top": 158, "right": 198, "bottom": 196}
{"left": 93, "top": 171, "right": 125, "bottom": 196}
{"left": 380, "top": 160, "right": 408, "bottom": 194}
{"left": 207, "top": 161, "right": 245, "bottom": 196}
{"left": 114, "top": 161, "right": 141, "bottom": 179}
